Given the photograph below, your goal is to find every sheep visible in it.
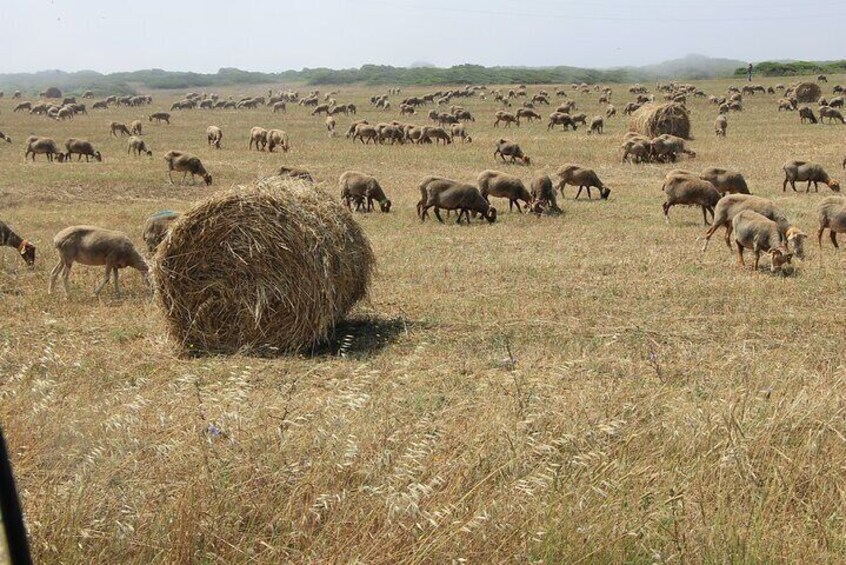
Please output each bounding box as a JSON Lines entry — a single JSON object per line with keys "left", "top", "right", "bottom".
{"left": 777, "top": 98, "right": 797, "bottom": 111}
{"left": 345, "top": 119, "right": 369, "bottom": 138}
{"left": 782, "top": 160, "right": 840, "bottom": 192}
{"left": 815, "top": 196, "right": 846, "bottom": 248}
{"left": 13, "top": 101, "right": 32, "bottom": 112}
{"left": 25, "top": 137, "right": 63, "bottom": 162}
{"left": 404, "top": 125, "right": 426, "bottom": 144}
{"left": 352, "top": 124, "right": 379, "bottom": 144}
{"left": 820, "top": 106, "right": 845, "bottom": 124}
{"left": 325, "top": 116, "right": 336, "bottom": 137}
{"left": 650, "top": 134, "right": 696, "bottom": 162}
{"left": 417, "top": 177, "right": 497, "bottom": 224}
{"left": 0, "top": 219, "right": 36, "bottom": 266}
{"left": 623, "top": 102, "right": 641, "bottom": 115}
{"left": 547, "top": 112, "right": 578, "bottom": 131}
{"left": 700, "top": 194, "right": 806, "bottom": 258}
{"left": 110, "top": 122, "right": 131, "bottom": 136}
{"left": 529, "top": 172, "right": 561, "bottom": 214}
{"left": 130, "top": 120, "right": 143, "bottom": 136}
{"left": 494, "top": 139, "right": 530, "bottom": 165}
{"left": 570, "top": 113, "right": 588, "bottom": 127}
{"left": 732, "top": 211, "right": 794, "bottom": 273}
{"left": 450, "top": 123, "right": 472, "bottom": 143}
{"left": 699, "top": 167, "right": 749, "bottom": 195}
{"left": 64, "top": 138, "right": 102, "bottom": 162}
{"left": 272, "top": 101, "right": 287, "bottom": 113}
{"left": 206, "top": 125, "right": 223, "bottom": 149}
{"left": 142, "top": 210, "right": 181, "bottom": 253}
{"left": 56, "top": 106, "right": 75, "bottom": 120}
{"left": 127, "top": 136, "right": 152, "bottom": 157}
{"left": 148, "top": 112, "right": 171, "bottom": 124}
{"left": 799, "top": 106, "right": 818, "bottom": 124}
{"left": 621, "top": 139, "right": 650, "bottom": 163}
{"left": 0, "top": 131, "right": 11, "bottom": 144}
{"left": 714, "top": 114, "right": 728, "bottom": 136}
{"left": 587, "top": 116, "right": 604, "bottom": 135}
{"left": 606, "top": 104, "right": 617, "bottom": 118}
{"left": 516, "top": 108, "right": 542, "bottom": 122}
{"left": 661, "top": 171, "right": 721, "bottom": 225}
{"left": 49, "top": 225, "right": 150, "bottom": 297}
{"left": 276, "top": 166, "right": 315, "bottom": 182}
{"left": 420, "top": 126, "right": 452, "bottom": 145}
{"left": 378, "top": 124, "right": 405, "bottom": 145}
{"left": 555, "top": 164, "right": 610, "bottom": 199}
{"left": 311, "top": 104, "right": 331, "bottom": 116}
{"left": 493, "top": 111, "right": 520, "bottom": 127}
{"left": 92, "top": 100, "right": 108, "bottom": 110}
{"left": 249, "top": 126, "right": 268, "bottom": 151}
{"left": 339, "top": 171, "right": 391, "bottom": 212}
{"left": 267, "top": 129, "right": 289, "bottom": 152}
{"left": 477, "top": 170, "right": 533, "bottom": 212}
{"left": 164, "top": 151, "right": 212, "bottom": 186}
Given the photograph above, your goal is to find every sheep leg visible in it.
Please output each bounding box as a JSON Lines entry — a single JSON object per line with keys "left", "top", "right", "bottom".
{"left": 94, "top": 266, "right": 112, "bottom": 296}
{"left": 701, "top": 206, "right": 711, "bottom": 226}
{"left": 168, "top": 170, "right": 175, "bottom": 185}
{"left": 61, "top": 262, "right": 72, "bottom": 295}
{"left": 434, "top": 208, "right": 445, "bottom": 224}
{"left": 113, "top": 268, "right": 121, "bottom": 297}
{"left": 736, "top": 245, "right": 745, "bottom": 268}
{"left": 753, "top": 251, "right": 761, "bottom": 271}
{"left": 818, "top": 226, "right": 826, "bottom": 246}
{"left": 662, "top": 202, "right": 671, "bottom": 223}
{"left": 586, "top": 186, "right": 593, "bottom": 199}
{"left": 575, "top": 186, "right": 583, "bottom": 200}
{"left": 831, "top": 232, "right": 839, "bottom": 249}
{"left": 48, "top": 260, "right": 64, "bottom": 294}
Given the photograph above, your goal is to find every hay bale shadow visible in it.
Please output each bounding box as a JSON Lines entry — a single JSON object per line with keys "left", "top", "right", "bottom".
{"left": 308, "top": 314, "right": 412, "bottom": 358}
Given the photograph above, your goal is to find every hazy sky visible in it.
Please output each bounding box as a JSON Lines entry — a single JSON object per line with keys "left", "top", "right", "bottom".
{"left": 2, "top": 0, "right": 845, "bottom": 74}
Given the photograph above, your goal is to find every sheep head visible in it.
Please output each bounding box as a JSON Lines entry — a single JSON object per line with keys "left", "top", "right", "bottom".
{"left": 485, "top": 207, "right": 498, "bottom": 223}
{"left": 18, "top": 240, "right": 35, "bottom": 266}
{"left": 829, "top": 179, "right": 841, "bottom": 192}
{"left": 203, "top": 173, "right": 213, "bottom": 186}
{"left": 770, "top": 248, "right": 793, "bottom": 272}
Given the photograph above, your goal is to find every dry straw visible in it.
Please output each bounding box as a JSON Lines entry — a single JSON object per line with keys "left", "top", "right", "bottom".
{"left": 792, "top": 82, "right": 822, "bottom": 103}
{"left": 153, "top": 176, "right": 375, "bottom": 355}
{"left": 629, "top": 103, "right": 691, "bottom": 139}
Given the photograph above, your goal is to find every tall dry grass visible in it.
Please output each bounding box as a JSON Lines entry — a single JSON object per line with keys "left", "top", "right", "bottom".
{"left": 1, "top": 76, "right": 846, "bottom": 563}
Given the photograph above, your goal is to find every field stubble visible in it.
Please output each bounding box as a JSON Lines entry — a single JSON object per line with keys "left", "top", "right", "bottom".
{"left": 1, "top": 78, "right": 846, "bottom": 563}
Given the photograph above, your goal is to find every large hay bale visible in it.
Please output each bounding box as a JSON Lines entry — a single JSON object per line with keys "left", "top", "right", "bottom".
{"left": 154, "top": 177, "right": 375, "bottom": 355}
{"left": 628, "top": 103, "right": 691, "bottom": 139}
{"left": 793, "top": 82, "right": 822, "bottom": 103}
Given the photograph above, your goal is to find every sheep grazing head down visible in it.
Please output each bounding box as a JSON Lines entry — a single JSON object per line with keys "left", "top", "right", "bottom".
{"left": 600, "top": 187, "right": 612, "bottom": 200}
{"left": 485, "top": 207, "right": 498, "bottom": 223}
{"left": 770, "top": 249, "right": 793, "bottom": 273}
{"left": 830, "top": 179, "right": 841, "bottom": 192}
{"left": 18, "top": 239, "right": 36, "bottom": 266}
{"left": 94, "top": 151, "right": 102, "bottom": 162}
{"left": 202, "top": 173, "right": 213, "bottom": 186}
{"left": 521, "top": 156, "right": 531, "bottom": 166}
{"left": 378, "top": 198, "right": 392, "bottom": 213}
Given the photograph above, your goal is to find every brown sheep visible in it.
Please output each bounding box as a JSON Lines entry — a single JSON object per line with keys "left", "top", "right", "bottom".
{"left": 556, "top": 164, "right": 610, "bottom": 199}
{"left": 325, "top": 116, "right": 336, "bottom": 137}
{"left": 714, "top": 114, "right": 727, "bottom": 136}
{"left": 345, "top": 119, "right": 369, "bottom": 138}
{"left": 142, "top": 210, "right": 181, "bottom": 253}
{"left": 0, "top": 131, "right": 11, "bottom": 144}
{"left": 529, "top": 172, "right": 561, "bottom": 214}
{"left": 110, "top": 122, "right": 131, "bottom": 136}
{"left": 25, "top": 137, "right": 64, "bottom": 162}
{"left": 420, "top": 126, "right": 452, "bottom": 145}
{"left": 0, "top": 219, "right": 36, "bottom": 265}
{"left": 477, "top": 170, "right": 533, "bottom": 212}
{"left": 799, "top": 106, "right": 818, "bottom": 124}
{"left": 130, "top": 120, "right": 143, "bottom": 136}
{"left": 606, "top": 104, "right": 617, "bottom": 118}
{"left": 782, "top": 160, "right": 840, "bottom": 192}
{"left": 417, "top": 177, "right": 497, "bottom": 224}
{"left": 277, "top": 166, "right": 315, "bottom": 182}
{"left": 547, "top": 112, "right": 578, "bottom": 131}
{"left": 64, "top": 138, "right": 102, "bottom": 162}
{"left": 816, "top": 196, "right": 846, "bottom": 248}
{"left": 352, "top": 124, "right": 379, "bottom": 144}
{"left": 820, "top": 106, "right": 845, "bottom": 124}
{"left": 339, "top": 171, "right": 391, "bottom": 213}
{"left": 701, "top": 194, "right": 805, "bottom": 257}
{"left": 587, "top": 116, "right": 603, "bottom": 135}
{"left": 164, "top": 151, "right": 212, "bottom": 186}
{"left": 148, "top": 112, "right": 171, "bottom": 124}
{"left": 267, "top": 129, "right": 289, "bottom": 152}
{"left": 272, "top": 101, "right": 287, "bottom": 113}
{"left": 450, "top": 123, "right": 472, "bottom": 143}
{"left": 661, "top": 171, "right": 720, "bottom": 225}
{"left": 494, "top": 139, "right": 530, "bottom": 165}
{"left": 732, "top": 211, "right": 794, "bottom": 273}
{"left": 127, "top": 136, "right": 152, "bottom": 157}
{"left": 206, "top": 125, "right": 223, "bottom": 149}
{"left": 249, "top": 126, "right": 268, "bottom": 150}
{"left": 699, "top": 167, "right": 749, "bottom": 195}
{"left": 493, "top": 111, "right": 520, "bottom": 127}
{"left": 516, "top": 108, "right": 542, "bottom": 122}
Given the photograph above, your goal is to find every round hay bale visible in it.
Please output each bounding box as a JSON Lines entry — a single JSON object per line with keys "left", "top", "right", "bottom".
{"left": 628, "top": 103, "right": 691, "bottom": 139}
{"left": 793, "top": 82, "right": 822, "bottom": 103}
{"left": 154, "top": 176, "right": 375, "bottom": 355}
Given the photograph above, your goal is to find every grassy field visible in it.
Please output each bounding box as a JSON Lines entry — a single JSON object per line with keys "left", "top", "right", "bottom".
{"left": 1, "top": 77, "right": 846, "bottom": 563}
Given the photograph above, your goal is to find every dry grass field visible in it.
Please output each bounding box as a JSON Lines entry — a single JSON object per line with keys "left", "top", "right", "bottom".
{"left": 2, "top": 76, "right": 846, "bottom": 563}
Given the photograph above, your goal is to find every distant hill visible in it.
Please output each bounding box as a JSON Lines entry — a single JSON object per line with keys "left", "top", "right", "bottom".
{"left": 0, "top": 55, "right": 839, "bottom": 95}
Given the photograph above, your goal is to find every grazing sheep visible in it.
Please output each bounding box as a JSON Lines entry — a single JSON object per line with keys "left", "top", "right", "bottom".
{"left": 650, "top": 134, "right": 696, "bottom": 162}
{"left": 353, "top": 124, "right": 379, "bottom": 144}
{"left": 13, "top": 101, "right": 32, "bottom": 112}
{"left": 272, "top": 101, "right": 287, "bottom": 113}
{"left": 164, "top": 151, "right": 212, "bottom": 186}
{"left": 311, "top": 104, "right": 331, "bottom": 116}
{"left": 661, "top": 171, "right": 720, "bottom": 225}
{"left": 276, "top": 166, "right": 315, "bottom": 182}
{"left": 0, "top": 219, "right": 36, "bottom": 265}
{"left": 0, "top": 131, "right": 11, "bottom": 144}
{"left": 782, "top": 160, "right": 840, "bottom": 192}
{"left": 127, "top": 136, "right": 152, "bottom": 157}
{"left": 249, "top": 126, "right": 268, "bottom": 151}
{"left": 621, "top": 137, "right": 651, "bottom": 163}
{"left": 555, "top": 164, "right": 610, "bottom": 199}
{"left": 148, "top": 112, "right": 171, "bottom": 124}
{"left": 714, "top": 114, "right": 728, "bottom": 136}
{"left": 345, "top": 119, "right": 369, "bottom": 138}
{"left": 799, "top": 106, "right": 818, "bottom": 124}
{"left": 623, "top": 102, "right": 641, "bottom": 115}
{"left": 450, "top": 123, "right": 472, "bottom": 143}
{"left": 130, "top": 120, "right": 143, "bottom": 136}
{"left": 267, "top": 129, "right": 289, "bottom": 152}
{"left": 417, "top": 177, "right": 497, "bottom": 224}
{"left": 110, "top": 122, "right": 131, "bottom": 136}
{"left": 339, "top": 171, "right": 391, "bottom": 212}
{"left": 570, "top": 113, "right": 588, "bottom": 127}
{"left": 701, "top": 194, "right": 806, "bottom": 257}
{"left": 206, "top": 125, "right": 223, "bottom": 149}
{"left": 25, "top": 137, "right": 63, "bottom": 162}
{"left": 420, "top": 126, "right": 452, "bottom": 145}
{"left": 493, "top": 111, "right": 520, "bottom": 127}
{"left": 529, "top": 172, "right": 561, "bottom": 214}
{"left": 817, "top": 196, "right": 846, "bottom": 248}
{"left": 732, "top": 211, "right": 793, "bottom": 273}
{"left": 699, "top": 167, "right": 749, "bottom": 195}
{"left": 142, "top": 210, "right": 181, "bottom": 253}
{"left": 325, "top": 116, "right": 336, "bottom": 137}
{"left": 378, "top": 125, "right": 406, "bottom": 145}
{"left": 49, "top": 225, "right": 150, "bottom": 297}
{"left": 64, "top": 138, "right": 102, "bottom": 162}
{"left": 547, "top": 112, "right": 578, "bottom": 131}
{"left": 516, "top": 108, "right": 542, "bottom": 122}
{"left": 587, "top": 116, "right": 604, "bottom": 134}
{"left": 606, "top": 104, "right": 617, "bottom": 118}
{"left": 92, "top": 100, "right": 108, "bottom": 110}
{"left": 494, "top": 139, "right": 530, "bottom": 165}
{"left": 820, "top": 106, "right": 845, "bottom": 124}
{"left": 477, "top": 170, "right": 533, "bottom": 212}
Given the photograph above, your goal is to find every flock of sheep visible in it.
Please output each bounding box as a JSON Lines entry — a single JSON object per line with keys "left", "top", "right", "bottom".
{"left": 1, "top": 76, "right": 846, "bottom": 298}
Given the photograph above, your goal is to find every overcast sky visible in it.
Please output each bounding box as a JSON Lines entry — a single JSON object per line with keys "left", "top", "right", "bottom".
{"left": 2, "top": 0, "right": 844, "bottom": 74}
